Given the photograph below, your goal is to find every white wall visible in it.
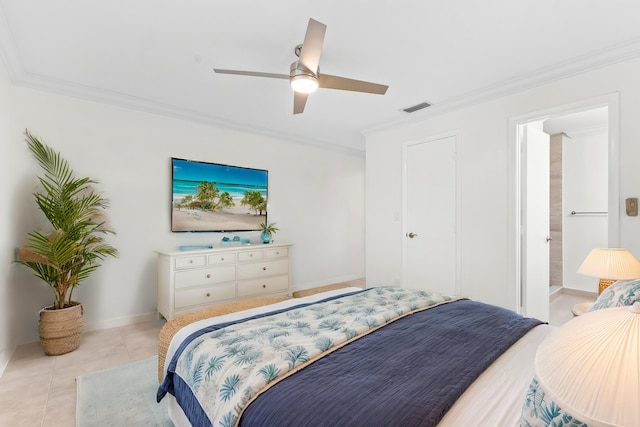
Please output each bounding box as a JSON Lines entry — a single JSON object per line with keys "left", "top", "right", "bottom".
{"left": 366, "top": 57, "right": 640, "bottom": 311}
{"left": 0, "top": 55, "right": 19, "bottom": 375}
{"left": 0, "top": 62, "right": 366, "bottom": 366}
{"left": 563, "top": 127, "right": 608, "bottom": 291}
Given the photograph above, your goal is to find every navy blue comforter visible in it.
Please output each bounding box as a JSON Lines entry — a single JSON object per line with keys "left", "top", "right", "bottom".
{"left": 239, "top": 299, "right": 542, "bottom": 427}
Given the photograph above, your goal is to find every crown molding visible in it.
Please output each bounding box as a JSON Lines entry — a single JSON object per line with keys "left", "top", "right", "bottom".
{"left": 4, "top": 67, "right": 366, "bottom": 156}
{"left": 362, "top": 38, "right": 640, "bottom": 137}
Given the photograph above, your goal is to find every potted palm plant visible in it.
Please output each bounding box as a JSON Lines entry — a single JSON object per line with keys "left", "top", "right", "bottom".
{"left": 259, "top": 222, "right": 278, "bottom": 244}
{"left": 16, "top": 130, "right": 118, "bottom": 355}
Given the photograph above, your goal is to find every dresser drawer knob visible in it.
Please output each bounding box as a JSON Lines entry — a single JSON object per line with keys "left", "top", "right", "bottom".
{"left": 262, "top": 284, "right": 266, "bottom": 289}
{"left": 262, "top": 267, "right": 267, "bottom": 271}
{"left": 221, "top": 257, "right": 224, "bottom": 261}
{"left": 206, "top": 292, "right": 211, "bottom": 297}
{"left": 189, "top": 260, "right": 193, "bottom": 264}
{"left": 276, "top": 252, "right": 279, "bottom": 255}
{"left": 206, "top": 274, "right": 211, "bottom": 278}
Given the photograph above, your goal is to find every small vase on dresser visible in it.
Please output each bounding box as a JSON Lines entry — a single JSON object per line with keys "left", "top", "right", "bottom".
{"left": 259, "top": 222, "right": 278, "bottom": 244}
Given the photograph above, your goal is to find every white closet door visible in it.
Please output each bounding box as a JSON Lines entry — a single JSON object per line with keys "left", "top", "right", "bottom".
{"left": 403, "top": 135, "right": 457, "bottom": 295}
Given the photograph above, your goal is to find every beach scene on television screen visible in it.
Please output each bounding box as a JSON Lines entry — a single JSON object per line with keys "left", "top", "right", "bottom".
{"left": 172, "top": 159, "right": 268, "bottom": 232}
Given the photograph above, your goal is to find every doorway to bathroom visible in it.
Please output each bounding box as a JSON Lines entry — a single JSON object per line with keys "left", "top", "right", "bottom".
{"left": 509, "top": 93, "right": 620, "bottom": 322}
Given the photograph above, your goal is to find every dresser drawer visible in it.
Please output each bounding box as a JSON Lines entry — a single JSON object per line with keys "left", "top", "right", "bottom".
{"left": 236, "top": 259, "right": 289, "bottom": 280}
{"left": 157, "top": 244, "right": 292, "bottom": 321}
{"left": 208, "top": 253, "right": 237, "bottom": 265}
{"left": 175, "top": 265, "right": 236, "bottom": 288}
{"left": 175, "top": 283, "right": 237, "bottom": 309}
{"left": 237, "top": 275, "right": 289, "bottom": 298}
{"left": 265, "top": 248, "right": 288, "bottom": 259}
{"left": 175, "top": 255, "right": 206, "bottom": 269}
{"left": 238, "top": 250, "right": 264, "bottom": 262}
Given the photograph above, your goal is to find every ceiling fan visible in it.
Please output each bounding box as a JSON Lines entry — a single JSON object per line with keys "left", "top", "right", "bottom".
{"left": 213, "top": 18, "right": 389, "bottom": 114}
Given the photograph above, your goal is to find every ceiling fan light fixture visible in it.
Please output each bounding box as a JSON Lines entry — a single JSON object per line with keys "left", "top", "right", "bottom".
{"left": 215, "top": 19, "right": 388, "bottom": 114}
{"left": 290, "top": 74, "right": 318, "bottom": 93}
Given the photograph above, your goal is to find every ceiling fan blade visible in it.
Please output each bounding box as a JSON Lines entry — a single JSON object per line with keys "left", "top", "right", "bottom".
{"left": 213, "top": 69, "right": 289, "bottom": 80}
{"left": 298, "top": 18, "right": 326, "bottom": 73}
{"left": 319, "top": 74, "right": 388, "bottom": 95}
{"left": 293, "top": 91, "right": 309, "bottom": 114}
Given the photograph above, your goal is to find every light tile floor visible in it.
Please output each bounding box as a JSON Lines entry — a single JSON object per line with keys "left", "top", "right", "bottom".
{"left": 0, "top": 291, "right": 594, "bottom": 427}
{"left": 0, "top": 319, "right": 165, "bottom": 427}
{"left": 549, "top": 292, "right": 596, "bottom": 327}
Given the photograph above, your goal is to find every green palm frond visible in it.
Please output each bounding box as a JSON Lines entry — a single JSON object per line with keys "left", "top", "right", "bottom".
{"left": 257, "top": 364, "right": 280, "bottom": 383}
{"left": 285, "top": 346, "right": 309, "bottom": 369}
{"left": 16, "top": 130, "right": 118, "bottom": 309}
{"left": 315, "top": 335, "right": 333, "bottom": 352}
{"left": 219, "top": 412, "right": 236, "bottom": 427}
{"left": 204, "top": 356, "right": 226, "bottom": 379}
{"left": 219, "top": 374, "right": 241, "bottom": 401}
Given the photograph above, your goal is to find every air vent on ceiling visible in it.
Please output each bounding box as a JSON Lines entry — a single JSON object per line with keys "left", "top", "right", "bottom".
{"left": 401, "top": 102, "right": 431, "bottom": 113}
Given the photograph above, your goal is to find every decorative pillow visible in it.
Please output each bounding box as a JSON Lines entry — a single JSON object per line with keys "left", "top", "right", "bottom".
{"left": 589, "top": 278, "right": 640, "bottom": 311}
{"left": 519, "top": 376, "right": 586, "bottom": 427}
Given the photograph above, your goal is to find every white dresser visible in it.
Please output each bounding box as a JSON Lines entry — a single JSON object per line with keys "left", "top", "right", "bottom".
{"left": 156, "top": 243, "right": 292, "bottom": 320}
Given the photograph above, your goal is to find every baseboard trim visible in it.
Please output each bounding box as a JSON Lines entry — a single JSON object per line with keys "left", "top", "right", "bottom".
{"left": 549, "top": 286, "right": 563, "bottom": 303}
{"left": 293, "top": 275, "right": 365, "bottom": 293}
{"left": 83, "top": 311, "right": 159, "bottom": 333}
{"left": 0, "top": 348, "right": 13, "bottom": 378}
{"left": 561, "top": 287, "right": 598, "bottom": 298}
{"left": 11, "top": 312, "right": 163, "bottom": 356}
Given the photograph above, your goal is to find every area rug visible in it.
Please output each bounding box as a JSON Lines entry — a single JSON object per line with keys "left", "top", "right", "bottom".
{"left": 76, "top": 356, "right": 172, "bottom": 427}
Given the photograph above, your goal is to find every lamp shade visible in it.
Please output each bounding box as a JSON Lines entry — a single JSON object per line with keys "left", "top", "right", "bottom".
{"left": 535, "top": 302, "right": 640, "bottom": 427}
{"left": 576, "top": 248, "right": 640, "bottom": 280}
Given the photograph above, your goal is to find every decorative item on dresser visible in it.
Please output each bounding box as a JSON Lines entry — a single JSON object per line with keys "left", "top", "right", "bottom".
{"left": 156, "top": 243, "right": 292, "bottom": 320}
{"left": 259, "top": 222, "right": 278, "bottom": 244}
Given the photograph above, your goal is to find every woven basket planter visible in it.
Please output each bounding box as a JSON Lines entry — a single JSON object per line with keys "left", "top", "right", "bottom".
{"left": 38, "top": 302, "right": 83, "bottom": 356}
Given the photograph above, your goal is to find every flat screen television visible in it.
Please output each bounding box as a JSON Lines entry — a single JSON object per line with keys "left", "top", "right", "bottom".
{"left": 171, "top": 157, "right": 268, "bottom": 232}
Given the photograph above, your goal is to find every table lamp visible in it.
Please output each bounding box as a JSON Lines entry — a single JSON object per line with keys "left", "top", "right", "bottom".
{"left": 576, "top": 248, "right": 640, "bottom": 294}
{"left": 534, "top": 302, "right": 640, "bottom": 426}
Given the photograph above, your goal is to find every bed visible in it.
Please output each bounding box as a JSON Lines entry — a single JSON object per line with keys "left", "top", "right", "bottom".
{"left": 157, "top": 286, "right": 554, "bottom": 427}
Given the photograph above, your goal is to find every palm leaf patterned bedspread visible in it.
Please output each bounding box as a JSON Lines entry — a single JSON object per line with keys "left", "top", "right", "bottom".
{"left": 158, "top": 287, "right": 462, "bottom": 427}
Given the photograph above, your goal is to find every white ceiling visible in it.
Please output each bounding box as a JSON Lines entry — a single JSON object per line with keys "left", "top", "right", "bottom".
{"left": 1, "top": 1, "right": 640, "bottom": 152}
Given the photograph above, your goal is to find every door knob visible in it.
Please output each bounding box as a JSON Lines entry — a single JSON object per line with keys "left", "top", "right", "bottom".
{"left": 546, "top": 235, "right": 553, "bottom": 242}
{"left": 406, "top": 232, "right": 418, "bottom": 239}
